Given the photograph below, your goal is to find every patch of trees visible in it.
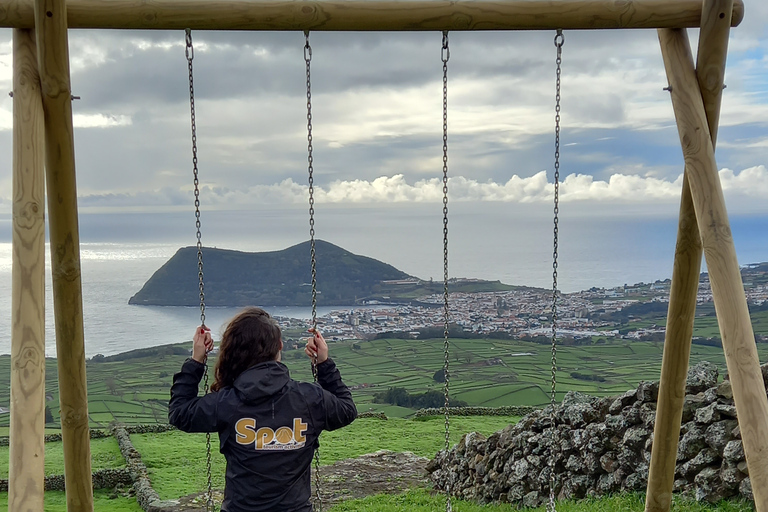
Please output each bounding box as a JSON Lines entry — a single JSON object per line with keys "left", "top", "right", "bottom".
{"left": 692, "top": 337, "right": 723, "bottom": 347}
{"left": 599, "top": 300, "right": 669, "bottom": 323}
{"left": 638, "top": 332, "right": 666, "bottom": 342}
{"left": 519, "top": 334, "right": 588, "bottom": 346}
{"left": 486, "top": 331, "right": 515, "bottom": 340}
{"left": 519, "top": 334, "right": 551, "bottom": 345}
{"left": 570, "top": 372, "right": 607, "bottom": 383}
{"left": 749, "top": 302, "right": 768, "bottom": 313}
{"left": 373, "top": 387, "right": 467, "bottom": 409}
{"left": 89, "top": 345, "right": 189, "bottom": 363}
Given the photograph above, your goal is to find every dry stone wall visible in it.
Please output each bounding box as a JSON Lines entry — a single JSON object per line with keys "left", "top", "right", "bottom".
{"left": 112, "top": 425, "right": 182, "bottom": 511}
{"left": 414, "top": 406, "right": 536, "bottom": 419}
{"left": 0, "top": 428, "right": 111, "bottom": 447}
{"left": 0, "top": 468, "right": 132, "bottom": 492}
{"left": 428, "top": 361, "right": 757, "bottom": 507}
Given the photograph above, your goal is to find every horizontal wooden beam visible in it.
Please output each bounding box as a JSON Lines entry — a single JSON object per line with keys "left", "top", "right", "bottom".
{"left": 0, "top": 0, "right": 745, "bottom": 31}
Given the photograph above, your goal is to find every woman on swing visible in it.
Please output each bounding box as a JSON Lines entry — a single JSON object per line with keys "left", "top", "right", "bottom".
{"left": 169, "top": 306, "right": 357, "bottom": 512}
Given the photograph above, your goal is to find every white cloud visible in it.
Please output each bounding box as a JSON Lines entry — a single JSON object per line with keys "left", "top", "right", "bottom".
{"left": 0, "top": 39, "right": 10, "bottom": 84}
{"left": 0, "top": 26, "right": 765, "bottom": 210}
{"left": 63, "top": 165, "right": 768, "bottom": 212}
{"left": 719, "top": 165, "right": 768, "bottom": 196}
{"left": 73, "top": 113, "right": 132, "bottom": 128}
{"left": 1, "top": 111, "right": 132, "bottom": 131}
{"left": 559, "top": 172, "right": 683, "bottom": 201}
{"left": 0, "top": 104, "right": 10, "bottom": 131}
{"left": 69, "top": 36, "right": 111, "bottom": 73}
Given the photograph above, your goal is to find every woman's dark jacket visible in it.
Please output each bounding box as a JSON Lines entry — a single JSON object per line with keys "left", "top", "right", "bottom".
{"left": 169, "top": 357, "right": 357, "bottom": 512}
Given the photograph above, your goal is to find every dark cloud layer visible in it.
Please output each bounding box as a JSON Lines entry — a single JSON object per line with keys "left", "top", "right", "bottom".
{"left": 0, "top": 19, "right": 766, "bottom": 214}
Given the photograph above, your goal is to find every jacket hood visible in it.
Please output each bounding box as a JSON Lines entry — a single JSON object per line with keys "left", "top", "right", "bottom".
{"left": 233, "top": 361, "right": 291, "bottom": 402}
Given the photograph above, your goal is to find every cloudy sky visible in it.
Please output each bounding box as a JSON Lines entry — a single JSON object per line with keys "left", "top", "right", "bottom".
{"left": 0, "top": 5, "right": 767, "bottom": 230}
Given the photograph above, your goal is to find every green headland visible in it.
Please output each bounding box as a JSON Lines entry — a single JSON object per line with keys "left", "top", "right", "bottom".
{"left": 128, "top": 240, "right": 517, "bottom": 307}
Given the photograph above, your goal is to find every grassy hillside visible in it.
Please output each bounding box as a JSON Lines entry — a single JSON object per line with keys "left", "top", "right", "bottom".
{"left": 128, "top": 240, "right": 516, "bottom": 307}
{"left": 3, "top": 335, "right": 768, "bottom": 429}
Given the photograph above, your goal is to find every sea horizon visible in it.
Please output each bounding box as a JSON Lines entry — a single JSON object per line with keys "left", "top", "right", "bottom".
{"left": 1, "top": 206, "right": 767, "bottom": 357}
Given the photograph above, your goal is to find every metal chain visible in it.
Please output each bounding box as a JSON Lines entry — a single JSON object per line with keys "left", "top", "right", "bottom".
{"left": 185, "top": 29, "right": 213, "bottom": 512}
{"left": 547, "top": 29, "right": 564, "bottom": 512}
{"left": 304, "top": 30, "right": 323, "bottom": 512}
{"left": 440, "top": 30, "right": 452, "bottom": 512}
{"left": 305, "top": 30, "right": 318, "bottom": 377}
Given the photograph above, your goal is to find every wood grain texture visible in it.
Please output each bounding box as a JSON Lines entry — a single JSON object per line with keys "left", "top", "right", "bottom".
{"left": 644, "top": 177, "right": 702, "bottom": 512}
{"left": 644, "top": 3, "right": 732, "bottom": 511}
{"left": 659, "top": 27, "right": 768, "bottom": 512}
{"left": 0, "top": 0, "right": 745, "bottom": 30}
{"left": 33, "top": 0, "right": 94, "bottom": 509}
{"left": 696, "top": 0, "right": 732, "bottom": 145}
{"left": 9, "top": 27, "right": 46, "bottom": 512}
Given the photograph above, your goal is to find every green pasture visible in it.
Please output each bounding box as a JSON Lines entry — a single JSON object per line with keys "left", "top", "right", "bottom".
{"left": 0, "top": 416, "right": 755, "bottom": 511}
{"left": 328, "top": 488, "right": 754, "bottom": 512}
{"left": 131, "top": 416, "right": 520, "bottom": 500}
{"left": 0, "top": 436, "right": 124, "bottom": 479}
{"left": 0, "top": 352, "right": 185, "bottom": 428}
{"left": 692, "top": 310, "right": 768, "bottom": 339}
{"left": 306, "top": 337, "right": 768, "bottom": 416}
{"left": 3, "top": 335, "right": 768, "bottom": 427}
{"left": 0, "top": 490, "right": 142, "bottom": 512}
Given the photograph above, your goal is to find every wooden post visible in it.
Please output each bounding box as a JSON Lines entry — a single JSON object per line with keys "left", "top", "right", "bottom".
{"left": 0, "top": 0, "right": 745, "bottom": 31}
{"left": 9, "top": 27, "right": 46, "bottom": 512}
{"left": 33, "top": 0, "right": 94, "bottom": 509}
{"left": 645, "top": 2, "right": 731, "bottom": 510}
{"left": 659, "top": 27, "right": 768, "bottom": 511}
{"left": 644, "top": 177, "right": 703, "bottom": 512}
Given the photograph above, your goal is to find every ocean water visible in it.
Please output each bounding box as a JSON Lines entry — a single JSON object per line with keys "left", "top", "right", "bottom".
{"left": 1, "top": 204, "right": 767, "bottom": 357}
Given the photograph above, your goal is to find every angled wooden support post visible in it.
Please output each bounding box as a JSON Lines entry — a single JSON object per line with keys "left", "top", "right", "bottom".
{"left": 33, "top": 0, "right": 94, "bottom": 509}
{"left": 9, "top": 26, "right": 46, "bottom": 512}
{"left": 645, "top": 1, "right": 732, "bottom": 510}
{"left": 659, "top": 27, "right": 768, "bottom": 511}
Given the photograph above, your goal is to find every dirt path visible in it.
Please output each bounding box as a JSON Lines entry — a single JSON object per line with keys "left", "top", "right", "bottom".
{"left": 171, "top": 450, "right": 431, "bottom": 511}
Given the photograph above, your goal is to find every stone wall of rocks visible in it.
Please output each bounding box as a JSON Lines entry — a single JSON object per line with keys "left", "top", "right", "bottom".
{"left": 358, "top": 411, "right": 389, "bottom": 420}
{"left": 414, "top": 406, "right": 536, "bottom": 419}
{"left": 0, "top": 468, "right": 132, "bottom": 493}
{"left": 0, "top": 428, "right": 111, "bottom": 447}
{"left": 123, "top": 424, "right": 178, "bottom": 435}
{"left": 111, "top": 425, "right": 181, "bottom": 512}
{"left": 428, "top": 361, "right": 757, "bottom": 507}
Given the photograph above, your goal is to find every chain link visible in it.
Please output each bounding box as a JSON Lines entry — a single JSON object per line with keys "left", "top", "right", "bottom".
{"left": 304, "top": 30, "right": 323, "bottom": 512}
{"left": 547, "top": 29, "right": 564, "bottom": 512}
{"left": 185, "top": 29, "right": 213, "bottom": 512}
{"left": 306, "top": 30, "right": 318, "bottom": 375}
{"left": 440, "top": 30, "right": 453, "bottom": 512}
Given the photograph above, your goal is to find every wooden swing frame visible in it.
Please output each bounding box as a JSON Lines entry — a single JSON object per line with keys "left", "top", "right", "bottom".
{"left": 4, "top": 0, "right": 763, "bottom": 511}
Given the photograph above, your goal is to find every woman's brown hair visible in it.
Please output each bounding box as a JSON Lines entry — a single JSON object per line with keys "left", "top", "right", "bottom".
{"left": 211, "top": 307, "right": 282, "bottom": 392}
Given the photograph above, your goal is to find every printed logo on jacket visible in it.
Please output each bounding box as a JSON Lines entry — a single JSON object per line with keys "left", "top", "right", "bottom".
{"left": 235, "top": 418, "right": 308, "bottom": 451}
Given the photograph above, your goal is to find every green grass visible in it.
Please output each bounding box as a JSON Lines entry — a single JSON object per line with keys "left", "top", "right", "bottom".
{"left": 131, "top": 416, "right": 520, "bottom": 500}
{"left": 328, "top": 488, "right": 755, "bottom": 512}
{"left": 0, "top": 489, "right": 142, "bottom": 511}
{"left": 0, "top": 416, "right": 758, "bottom": 511}
{"left": 0, "top": 437, "right": 124, "bottom": 479}
{"left": 0, "top": 487, "right": 753, "bottom": 512}
{"left": 3, "top": 334, "right": 768, "bottom": 428}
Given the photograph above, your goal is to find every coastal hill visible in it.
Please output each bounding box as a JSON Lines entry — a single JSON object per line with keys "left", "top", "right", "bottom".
{"left": 129, "top": 240, "right": 515, "bottom": 307}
